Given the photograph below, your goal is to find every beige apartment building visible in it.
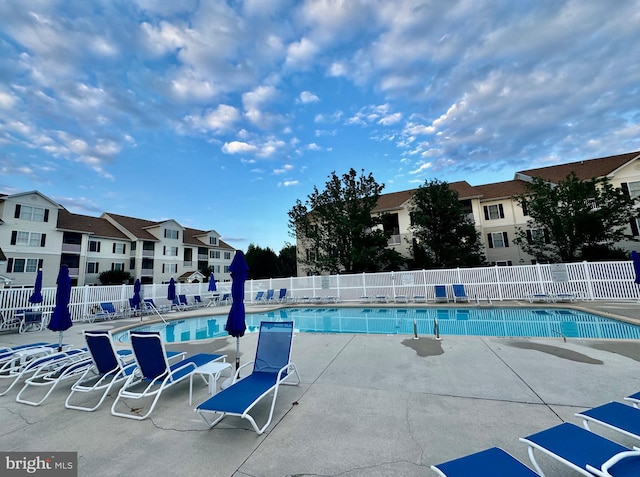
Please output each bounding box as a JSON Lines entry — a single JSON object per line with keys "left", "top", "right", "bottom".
{"left": 0, "top": 191, "right": 235, "bottom": 287}
{"left": 297, "top": 150, "right": 640, "bottom": 275}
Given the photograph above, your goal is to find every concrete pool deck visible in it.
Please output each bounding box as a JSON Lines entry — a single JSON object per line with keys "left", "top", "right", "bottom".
{"left": 1, "top": 300, "right": 640, "bottom": 476}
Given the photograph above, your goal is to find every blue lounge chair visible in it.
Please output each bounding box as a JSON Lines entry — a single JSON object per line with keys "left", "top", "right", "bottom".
{"left": 576, "top": 401, "right": 640, "bottom": 442}
{"left": 196, "top": 321, "right": 300, "bottom": 434}
{"left": 520, "top": 422, "right": 640, "bottom": 477}
{"left": 193, "top": 295, "right": 204, "bottom": 307}
{"left": 0, "top": 348, "right": 82, "bottom": 396}
{"left": 111, "top": 331, "right": 225, "bottom": 420}
{"left": 434, "top": 285, "right": 448, "bottom": 303}
{"left": 452, "top": 284, "right": 470, "bottom": 303}
{"left": 431, "top": 447, "right": 539, "bottom": 477}
{"left": 178, "top": 294, "right": 195, "bottom": 310}
{"left": 277, "top": 288, "right": 287, "bottom": 303}
{"left": 15, "top": 349, "right": 94, "bottom": 406}
{"left": 65, "top": 330, "right": 183, "bottom": 412}
{"left": 254, "top": 291, "right": 265, "bottom": 303}
{"left": 65, "top": 330, "right": 139, "bottom": 412}
{"left": 265, "top": 289, "right": 275, "bottom": 302}
{"left": 220, "top": 293, "right": 231, "bottom": 305}
{"left": 0, "top": 342, "right": 52, "bottom": 363}
{"left": 625, "top": 391, "right": 640, "bottom": 408}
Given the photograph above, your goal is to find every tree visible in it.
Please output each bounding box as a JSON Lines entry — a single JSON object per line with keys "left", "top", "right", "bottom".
{"left": 245, "top": 244, "right": 280, "bottom": 279}
{"left": 98, "top": 269, "right": 132, "bottom": 285}
{"left": 278, "top": 243, "right": 297, "bottom": 277}
{"left": 513, "top": 172, "right": 639, "bottom": 262}
{"left": 409, "top": 179, "right": 485, "bottom": 268}
{"left": 288, "top": 168, "right": 402, "bottom": 273}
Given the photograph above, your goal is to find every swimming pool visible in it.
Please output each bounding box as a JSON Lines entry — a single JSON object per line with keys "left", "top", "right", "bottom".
{"left": 112, "top": 307, "right": 640, "bottom": 343}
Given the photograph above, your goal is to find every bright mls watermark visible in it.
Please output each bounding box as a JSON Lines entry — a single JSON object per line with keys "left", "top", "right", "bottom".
{"left": 1, "top": 452, "right": 77, "bottom": 476}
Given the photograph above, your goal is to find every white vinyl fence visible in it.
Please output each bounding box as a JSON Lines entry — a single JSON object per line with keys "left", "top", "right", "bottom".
{"left": 1, "top": 261, "right": 639, "bottom": 331}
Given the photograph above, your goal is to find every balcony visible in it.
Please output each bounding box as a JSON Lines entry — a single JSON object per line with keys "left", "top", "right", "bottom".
{"left": 183, "top": 261, "right": 194, "bottom": 268}
{"left": 198, "top": 254, "right": 209, "bottom": 260}
{"left": 61, "top": 243, "right": 81, "bottom": 253}
{"left": 142, "top": 250, "right": 155, "bottom": 257}
{"left": 67, "top": 267, "right": 80, "bottom": 277}
{"left": 141, "top": 268, "right": 154, "bottom": 277}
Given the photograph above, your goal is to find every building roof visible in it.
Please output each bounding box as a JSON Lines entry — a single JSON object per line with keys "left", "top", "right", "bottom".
{"left": 516, "top": 150, "right": 640, "bottom": 183}
{"left": 473, "top": 180, "right": 529, "bottom": 200}
{"left": 57, "top": 209, "right": 130, "bottom": 240}
{"left": 183, "top": 227, "right": 235, "bottom": 250}
{"left": 103, "top": 213, "right": 161, "bottom": 241}
{"left": 373, "top": 180, "right": 479, "bottom": 212}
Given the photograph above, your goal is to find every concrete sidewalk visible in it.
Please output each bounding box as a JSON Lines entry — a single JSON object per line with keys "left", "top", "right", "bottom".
{"left": 1, "top": 303, "right": 640, "bottom": 476}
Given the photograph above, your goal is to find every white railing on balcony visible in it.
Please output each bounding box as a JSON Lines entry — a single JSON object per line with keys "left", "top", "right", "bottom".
{"left": 1, "top": 261, "right": 638, "bottom": 330}
{"left": 61, "top": 244, "right": 82, "bottom": 253}
{"left": 142, "top": 250, "right": 154, "bottom": 257}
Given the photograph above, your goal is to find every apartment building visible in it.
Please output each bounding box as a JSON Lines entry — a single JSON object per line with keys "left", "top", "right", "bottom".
{"left": 296, "top": 150, "right": 640, "bottom": 274}
{"left": 0, "top": 191, "right": 235, "bottom": 287}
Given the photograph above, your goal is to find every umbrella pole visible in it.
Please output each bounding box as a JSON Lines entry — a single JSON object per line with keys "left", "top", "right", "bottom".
{"left": 58, "top": 331, "right": 63, "bottom": 352}
{"left": 235, "top": 337, "right": 240, "bottom": 372}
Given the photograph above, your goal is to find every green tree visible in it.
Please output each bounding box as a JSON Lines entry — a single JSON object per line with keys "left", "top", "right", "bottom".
{"left": 278, "top": 243, "right": 297, "bottom": 277}
{"left": 245, "top": 244, "right": 280, "bottom": 279}
{"left": 513, "top": 172, "right": 639, "bottom": 262}
{"left": 288, "top": 168, "right": 402, "bottom": 273}
{"left": 98, "top": 269, "right": 133, "bottom": 285}
{"left": 409, "top": 179, "right": 485, "bottom": 268}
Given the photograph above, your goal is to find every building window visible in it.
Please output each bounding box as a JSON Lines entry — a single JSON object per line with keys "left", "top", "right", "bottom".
{"left": 209, "top": 237, "right": 217, "bottom": 245}
{"left": 162, "top": 263, "right": 177, "bottom": 273}
{"left": 113, "top": 243, "right": 126, "bottom": 254}
{"left": 8, "top": 258, "right": 40, "bottom": 273}
{"left": 483, "top": 204, "right": 505, "bottom": 220}
{"left": 164, "top": 229, "right": 179, "bottom": 240}
{"left": 86, "top": 262, "right": 100, "bottom": 274}
{"left": 164, "top": 246, "right": 178, "bottom": 256}
{"left": 224, "top": 251, "right": 231, "bottom": 260}
{"left": 495, "top": 260, "right": 513, "bottom": 266}
{"left": 210, "top": 250, "right": 220, "bottom": 259}
{"left": 487, "top": 232, "right": 509, "bottom": 248}
{"left": 526, "top": 228, "right": 550, "bottom": 244}
{"left": 627, "top": 181, "right": 640, "bottom": 199}
{"left": 224, "top": 265, "right": 230, "bottom": 273}
{"left": 13, "top": 231, "right": 45, "bottom": 247}
{"left": 111, "top": 262, "right": 124, "bottom": 271}
{"left": 213, "top": 265, "right": 220, "bottom": 273}
{"left": 16, "top": 204, "right": 48, "bottom": 222}
{"left": 89, "top": 240, "right": 101, "bottom": 252}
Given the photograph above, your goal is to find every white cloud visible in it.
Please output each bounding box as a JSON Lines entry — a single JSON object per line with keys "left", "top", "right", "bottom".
{"left": 273, "top": 164, "right": 294, "bottom": 174}
{"left": 378, "top": 112, "right": 402, "bottom": 126}
{"left": 285, "top": 37, "right": 319, "bottom": 69}
{"left": 279, "top": 180, "right": 299, "bottom": 187}
{"left": 185, "top": 104, "right": 241, "bottom": 133}
{"left": 222, "top": 141, "right": 259, "bottom": 155}
{"left": 299, "top": 91, "right": 319, "bottom": 103}
{"left": 0, "top": 91, "right": 17, "bottom": 109}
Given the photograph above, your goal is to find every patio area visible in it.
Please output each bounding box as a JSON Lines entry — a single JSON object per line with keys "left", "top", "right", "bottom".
{"left": 1, "top": 300, "right": 640, "bottom": 476}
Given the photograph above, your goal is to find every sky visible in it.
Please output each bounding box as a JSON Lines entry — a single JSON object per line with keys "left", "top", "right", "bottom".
{"left": 1, "top": 1, "right": 639, "bottom": 253}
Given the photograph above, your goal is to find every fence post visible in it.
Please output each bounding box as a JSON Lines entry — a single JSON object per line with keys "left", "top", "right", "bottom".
{"left": 583, "top": 261, "right": 595, "bottom": 300}
{"left": 362, "top": 272, "right": 367, "bottom": 298}
{"left": 536, "top": 263, "right": 546, "bottom": 294}
{"left": 336, "top": 273, "right": 341, "bottom": 300}
{"left": 422, "top": 269, "right": 428, "bottom": 297}
{"left": 495, "top": 265, "right": 503, "bottom": 301}
{"left": 391, "top": 270, "right": 396, "bottom": 298}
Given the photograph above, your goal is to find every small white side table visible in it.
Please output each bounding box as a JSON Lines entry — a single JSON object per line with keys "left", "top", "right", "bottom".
{"left": 189, "top": 358, "right": 231, "bottom": 405}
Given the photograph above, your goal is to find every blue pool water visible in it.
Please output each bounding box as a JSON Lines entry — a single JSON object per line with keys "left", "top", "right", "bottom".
{"left": 113, "top": 307, "right": 640, "bottom": 343}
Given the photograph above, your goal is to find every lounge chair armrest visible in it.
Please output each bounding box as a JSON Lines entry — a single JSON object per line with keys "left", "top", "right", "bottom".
{"left": 586, "top": 450, "right": 640, "bottom": 476}
{"left": 232, "top": 360, "right": 254, "bottom": 383}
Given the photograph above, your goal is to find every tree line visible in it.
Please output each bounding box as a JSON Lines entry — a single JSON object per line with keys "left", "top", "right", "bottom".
{"left": 101, "top": 166, "right": 638, "bottom": 284}
{"left": 287, "top": 167, "right": 639, "bottom": 275}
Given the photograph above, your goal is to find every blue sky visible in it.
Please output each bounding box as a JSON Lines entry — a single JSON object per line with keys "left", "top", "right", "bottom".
{"left": 1, "top": 1, "right": 639, "bottom": 253}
